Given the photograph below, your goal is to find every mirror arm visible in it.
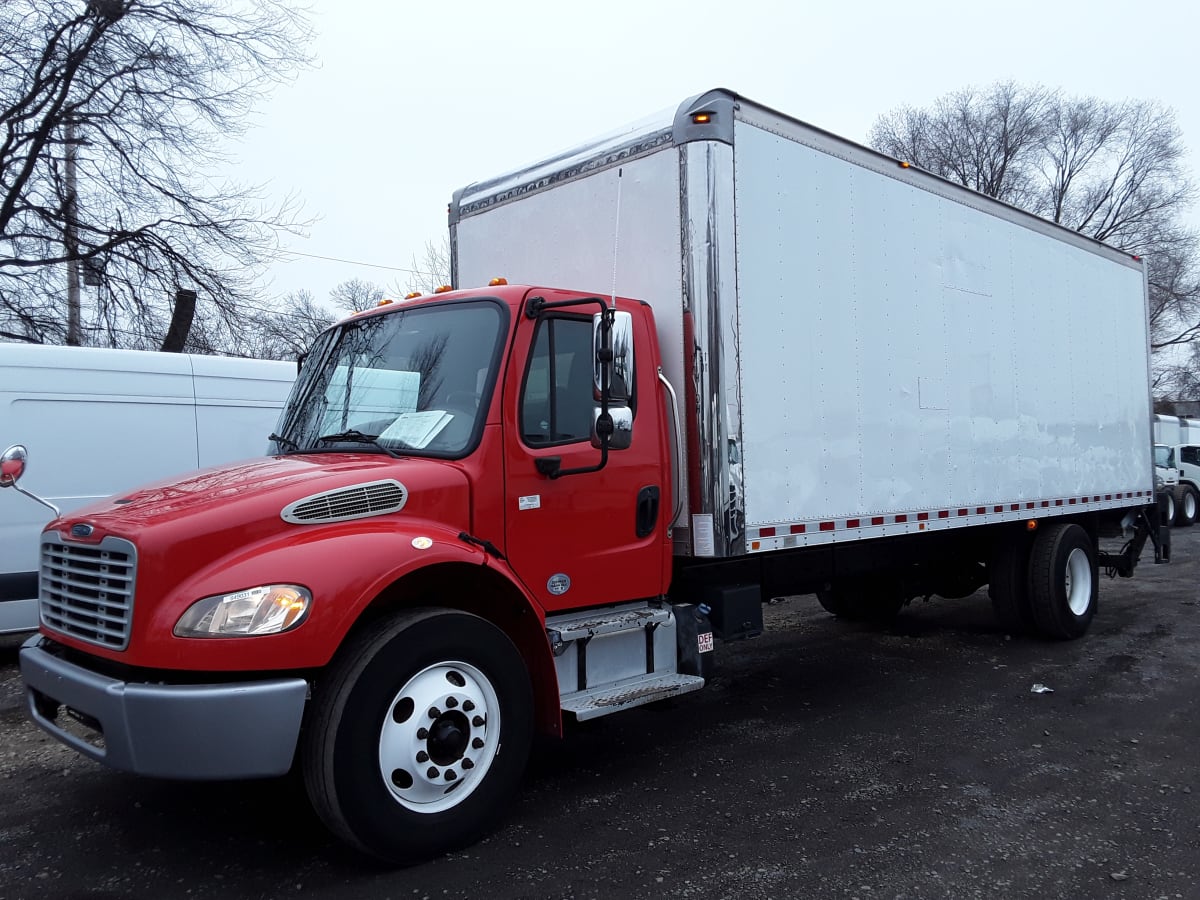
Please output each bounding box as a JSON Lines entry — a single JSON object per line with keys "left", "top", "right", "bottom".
{"left": 13, "top": 482, "right": 61, "bottom": 518}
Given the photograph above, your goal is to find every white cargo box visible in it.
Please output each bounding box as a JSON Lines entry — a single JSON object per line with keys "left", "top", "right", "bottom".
{"left": 452, "top": 89, "right": 1154, "bottom": 559}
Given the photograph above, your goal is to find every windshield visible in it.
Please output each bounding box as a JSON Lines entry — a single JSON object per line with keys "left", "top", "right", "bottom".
{"left": 1154, "top": 444, "right": 1174, "bottom": 468}
{"left": 276, "top": 300, "right": 506, "bottom": 458}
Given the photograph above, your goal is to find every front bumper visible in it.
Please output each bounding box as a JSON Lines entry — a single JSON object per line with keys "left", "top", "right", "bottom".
{"left": 19, "top": 635, "right": 308, "bottom": 779}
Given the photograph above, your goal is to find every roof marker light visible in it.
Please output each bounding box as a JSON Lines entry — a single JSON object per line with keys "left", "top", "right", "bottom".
{"left": 376, "top": 298, "right": 393, "bottom": 306}
{"left": 404, "top": 291, "right": 422, "bottom": 299}
{"left": 899, "top": 161, "right": 911, "bottom": 168}
{"left": 433, "top": 285, "right": 453, "bottom": 294}
{"left": 489, "top": 277, "right": 508, "bottom": 286}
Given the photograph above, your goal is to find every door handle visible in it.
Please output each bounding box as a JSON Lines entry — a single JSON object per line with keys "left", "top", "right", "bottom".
{"left": 636, "top": 486, "right": 660, "bottom": 538}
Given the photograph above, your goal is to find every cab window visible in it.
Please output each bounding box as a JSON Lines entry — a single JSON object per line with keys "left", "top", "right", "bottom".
{"left": 520, "top": 317, "right": 594, "bottom": 446}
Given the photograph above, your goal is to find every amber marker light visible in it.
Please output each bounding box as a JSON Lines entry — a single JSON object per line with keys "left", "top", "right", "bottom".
{"left": 692, "top": 112, "right": 712, "bottom": 124}
{"left": 376, "top": 298, "right": 393, "bottom": 306}
{"left": 404, "top": 291, "right": 422, "bottom": 299}
{"left": 434, "top": 284, "right": 453, "bottom": 294}
{"left": 899, "top": 161, "right": 911, "bottom": 168}
{"left": 489, "top": 277, "right": 508, "bottom": 286}
{"left": 1026, "top": 519, "right": 1039, "bottom": 531}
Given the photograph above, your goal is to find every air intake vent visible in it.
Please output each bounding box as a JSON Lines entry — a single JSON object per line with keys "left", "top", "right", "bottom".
{"left": 281, "top": 479, "right": 408, "bottom": 524}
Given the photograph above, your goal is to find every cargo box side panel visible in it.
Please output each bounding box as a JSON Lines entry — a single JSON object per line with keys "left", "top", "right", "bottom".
{"left": 733, "top": 121, "right": 1152, "bottom": 541}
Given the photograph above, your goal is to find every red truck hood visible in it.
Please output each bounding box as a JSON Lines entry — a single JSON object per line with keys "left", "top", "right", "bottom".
{"left": 49, "top": 453, "right": 472, "bottom": 546}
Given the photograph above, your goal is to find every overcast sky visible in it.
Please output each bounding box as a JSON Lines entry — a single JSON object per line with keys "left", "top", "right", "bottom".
{"left": 231, "top": 0, "right": 1200, "bottom": 306}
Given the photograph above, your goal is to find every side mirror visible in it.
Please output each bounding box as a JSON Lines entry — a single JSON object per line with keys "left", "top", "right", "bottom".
{"left": 1, "top": 444, "right": 28, "bottom": 487}
{"left": 0, "top": 445, "right": 60, "bottom": 516}
{"left": 593, "top": 310, "right": 634, "bottom": 403}
{"left": 592, "top": 310, "right": 634, "bottom": 451}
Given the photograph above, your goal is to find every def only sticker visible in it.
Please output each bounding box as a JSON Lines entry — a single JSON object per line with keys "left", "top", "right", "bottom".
{"left": 546, "top": 573, "right": 571, "bottom": 596}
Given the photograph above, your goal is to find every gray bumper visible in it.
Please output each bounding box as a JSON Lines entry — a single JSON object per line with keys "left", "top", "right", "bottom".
{"left": 19, "top": 635, "right": 308, "bottom": 779}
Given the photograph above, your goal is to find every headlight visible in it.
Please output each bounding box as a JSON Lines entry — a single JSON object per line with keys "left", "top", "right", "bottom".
{"left": 174, "top": 584, "right": 311, "bottom": 637}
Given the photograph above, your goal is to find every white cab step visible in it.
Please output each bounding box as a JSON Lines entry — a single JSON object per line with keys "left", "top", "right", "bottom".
{"left": 547, "top": 604, "right": 672, "bottom": 643}
{"left": 561, "top": 672, "right": 705, "bottom": 721}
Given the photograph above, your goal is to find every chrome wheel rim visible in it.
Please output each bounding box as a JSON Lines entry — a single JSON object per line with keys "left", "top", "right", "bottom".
{"left": 378, "top": 661, "right": 500, "bottom": 813}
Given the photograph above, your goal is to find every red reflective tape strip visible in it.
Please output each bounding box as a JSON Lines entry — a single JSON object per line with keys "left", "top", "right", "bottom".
{"left": 917, "top": 512, "right": 929, "bottom": 521}
{"left": 759, "top": 527, "right": 776, "bottom": 538}
{"left": 846, "top": 518, "right": 860, "bottom": 528}
{"left": 1055, "top": 499, "right": 1064, "bottom": 506}
{"left": 976, "top": 507, "right": 986, "bottom": 515}
{"left": 790, "top": 524, "right": 805, "bottom": 534}
{"left": 871, "top": 516, "right": 884, "bottom": 526}
{"left": 1026, "top": 502, "right": 1035, "bottom": 509}
{"left": 938, "top": 510, "right": 949, "bottom": 519}
{"left": 1041, "top": 501, "right": 1050, "bottom": 507}
{"left": 994, "top": 505, "right": 1003, "bottom": 513}
{"left": 957, "top": 508, "right": 967, "bottom": 516}
{"left": 895, "top": 514, "right": 907, "bottom": 523}
{"left": 819, "top": 521, "right": 835, "bottom": 532}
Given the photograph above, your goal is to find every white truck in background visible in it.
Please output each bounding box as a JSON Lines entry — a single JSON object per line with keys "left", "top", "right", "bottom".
{"left": 0, "top": 344, "right": 296, "bottom": 633}
{"left": 1153, "top": 414, "right": 1200, "bottom": 526}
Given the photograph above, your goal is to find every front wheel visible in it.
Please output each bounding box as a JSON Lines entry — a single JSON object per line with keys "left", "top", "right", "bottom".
{"left": 1028, "top": 523, "right": 1097, "bottom": 640}
{"left": 303, "top": 609, "right": 533, "bottom": 864}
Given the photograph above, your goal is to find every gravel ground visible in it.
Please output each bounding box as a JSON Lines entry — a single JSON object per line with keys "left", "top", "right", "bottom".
{"left": 1, "top": 526, "right": 1197, "bottom": 900}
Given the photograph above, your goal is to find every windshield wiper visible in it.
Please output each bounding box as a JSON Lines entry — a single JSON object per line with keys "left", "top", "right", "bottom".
{"left": 268, "top": 432, "right": 300, "bottom": 452}
{"left": 317, "top": 429, "right": 405, "bottom": 458}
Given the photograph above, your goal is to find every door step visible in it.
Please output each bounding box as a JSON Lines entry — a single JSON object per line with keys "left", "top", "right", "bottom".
{"left": 561, "top": 672, "right": 705, "bottom": 721}
{"left": 546, "top": 604, "right": 672, "bottom": 644}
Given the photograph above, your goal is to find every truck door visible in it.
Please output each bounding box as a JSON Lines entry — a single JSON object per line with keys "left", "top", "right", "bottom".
{"left": 502, "top": 305, "right": 668, "bottom": 612}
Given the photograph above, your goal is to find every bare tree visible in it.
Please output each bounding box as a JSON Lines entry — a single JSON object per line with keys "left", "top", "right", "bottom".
{"left": 329, "top": 277, "right": 384, "bottom": 313}
{"left": 394, "top": 237, "right": 451, "bottom": 296}
{"left": 870, "top": 82, "right": 1199, "bottom": 391}
{"left": 235, "top": 289, "right": 335, "bottom": 361}
{"left": 0, "top": 0, "right": 312, "bottom": 349}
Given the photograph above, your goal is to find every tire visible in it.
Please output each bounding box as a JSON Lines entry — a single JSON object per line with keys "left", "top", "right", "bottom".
{"left": 303, "top": 609, "right": 533, "bottom": 864}
{"left": 1027, "top": 523, "right": 1097, "bottom": 640}
{"left": 817, "top": 577, "right": 904, "bottom": 623}
{"left": 988, "top": 535, "right": 1036, "bottom": 634}
{"left": 1161, "top": 491, "right": 1176, "bottom": 526}
{"left": 1174, "top": 486, "right": 1198, "bottom": 527}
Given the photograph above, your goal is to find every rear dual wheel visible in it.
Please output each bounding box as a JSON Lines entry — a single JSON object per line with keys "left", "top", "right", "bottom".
{"left": 991, "top": 523, "right": 1097, "bottom": 639}
{"left": 303, "top": 609, "right": 533, "bottom": 864}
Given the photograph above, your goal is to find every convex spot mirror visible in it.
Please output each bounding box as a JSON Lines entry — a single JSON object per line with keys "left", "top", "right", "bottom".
{"left": 0, "top": 445, "right": 28, "bottom": 487}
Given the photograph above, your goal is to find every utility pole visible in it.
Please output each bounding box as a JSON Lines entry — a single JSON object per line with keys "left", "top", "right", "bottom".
{"left": 64, "top": 120, "right": 81, "bottom": 346}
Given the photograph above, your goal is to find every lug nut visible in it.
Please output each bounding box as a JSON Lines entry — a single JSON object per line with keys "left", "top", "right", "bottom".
{"left": 445, "top": 769, "right": 457, "bottom": 782}
{"left": 445, "top": 697, "right": 458, "bottom": 708}
{"left": 462, "top": 700, "right": 475, "bottom": 712}
{"left": 427, "top": 766, "right": 439, "bottom": 779}
{"left": 471, "top": 737, "right": 484, "bottom": 750}
{"left": 416, "top": 750, "right": 429, "bottom": 763}
{"left": 472, "top": 715, "right": 484, "bottom": 727}
{"left": 417, "top": 727, "right": 429, "bottom": 740}
{"left": 462, "top": 758, "right": 474, "bottom": 770}
{"left": 428, "top": 707, "right": 441, "bottom": 719}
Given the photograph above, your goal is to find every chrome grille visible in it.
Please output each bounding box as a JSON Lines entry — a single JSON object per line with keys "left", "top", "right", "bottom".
{"left": 39, "top": 534, "right": 136, "bottom": 650}
{"left": 281, "top": 479, "right": 408, "bottom": 524}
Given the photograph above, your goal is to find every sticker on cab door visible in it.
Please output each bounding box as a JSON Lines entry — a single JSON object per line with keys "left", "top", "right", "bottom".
{"left": 547, "top": 574, "right": 571, "bottom": 596}
{"left": 519, "top": 495, "right": 541, "bottom": 510}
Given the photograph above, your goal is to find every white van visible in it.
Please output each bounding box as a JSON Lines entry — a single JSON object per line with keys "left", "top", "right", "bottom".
{"left": 0, "top": 343, "right": 296, "bottom": 634}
